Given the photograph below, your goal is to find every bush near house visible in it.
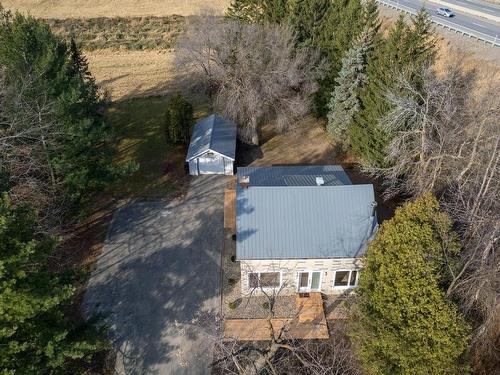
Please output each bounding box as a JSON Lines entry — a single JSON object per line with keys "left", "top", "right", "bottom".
{"left": 350, "top": 193, "right": 470, "bottom": 375}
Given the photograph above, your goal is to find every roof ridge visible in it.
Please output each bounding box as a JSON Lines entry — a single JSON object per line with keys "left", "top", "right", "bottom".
{"left": 241, "top": 184, "right": 373, "bottom": 189}
{"left": 207, "top": 114, "right": 216, "bottom": 149}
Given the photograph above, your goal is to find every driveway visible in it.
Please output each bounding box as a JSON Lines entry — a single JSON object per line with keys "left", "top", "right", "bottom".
{"left": 84, "top": 175, "right": 228, "bottom": 374}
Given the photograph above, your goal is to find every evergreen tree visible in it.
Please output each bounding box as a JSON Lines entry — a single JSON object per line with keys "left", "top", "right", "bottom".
{"left": 288, "top": 0, "right": 331, "bottom": 46}
{"left": 326, "top": 26, "right": 374, "bottom": 144}
{"left": 0, "top": 194, "right": 108, "bottom": 373}
{"left": 350, "top": 193, "right": 470, "bottom": 375}
{"left": 0, "top": 10, "right": 129, "bottom": 217}
{"left": 164, "top": 93, "right": 194, "bottom": 145}
{"left": 350, "top": 10, "right": 436, "bottom": 167}
{"left": 314, "top": 0, "right": 370, "bottom": 115}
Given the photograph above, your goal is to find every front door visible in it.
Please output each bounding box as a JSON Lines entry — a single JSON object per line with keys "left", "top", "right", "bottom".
{"left": 297, "top": 271, "right": 322, "bottom": 292}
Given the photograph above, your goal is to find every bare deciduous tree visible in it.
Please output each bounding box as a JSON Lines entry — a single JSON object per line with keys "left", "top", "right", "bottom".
{"left": 0, "top": 68, "right": 69, "bottom": 226}
{"left": 176, "top": 14, "right": 322, "bottom": 144}
{"left": 178, "top": 259, "right": 360, "bottom": 375}
{"left": 368, "top": 58, "right": 499, "bottom": 372}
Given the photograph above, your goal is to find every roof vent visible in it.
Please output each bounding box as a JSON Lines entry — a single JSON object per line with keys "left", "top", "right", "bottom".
{"left": 315, "top": 176, "right": 325, "bottom": 186}
{"left": 240, "top": 175, "right": 250, "bottom": 189}
{"left": 371, "top": 201, "right": 378, "bottom": 217}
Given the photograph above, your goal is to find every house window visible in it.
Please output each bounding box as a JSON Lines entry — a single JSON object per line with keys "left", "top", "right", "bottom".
{"left": 248, "top": 272, "right": 281, "bottom": 289}
{"left": 333, "top": 270, "right": 359, "bottom": 289}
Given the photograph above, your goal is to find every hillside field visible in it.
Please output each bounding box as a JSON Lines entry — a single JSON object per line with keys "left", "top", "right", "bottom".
{"left": 3, "top": 0, "right": 231, "bottom": 18}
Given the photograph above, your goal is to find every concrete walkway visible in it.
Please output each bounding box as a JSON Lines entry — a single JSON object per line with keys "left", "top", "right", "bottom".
{"left": 84, "top": 176, "right": 228, "bottom": 374}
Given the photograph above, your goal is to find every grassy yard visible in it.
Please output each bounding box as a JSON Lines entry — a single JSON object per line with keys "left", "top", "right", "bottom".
{"left": 107, "top": 96, "right": 183, "bottom": 199}
{"left": 106, "top": 94, "right": 210, "bottom": 199}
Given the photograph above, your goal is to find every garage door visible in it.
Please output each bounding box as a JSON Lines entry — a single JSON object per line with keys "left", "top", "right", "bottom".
{"left": 197, "top": 153, "right": 224, "bottom": 174}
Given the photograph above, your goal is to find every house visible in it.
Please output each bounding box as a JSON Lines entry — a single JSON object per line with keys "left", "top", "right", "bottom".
{"left": 186, "top": 114, "right": 236, "bottom": 175}
{"left": 234, "top": 165, "right": 378, "bottom": 295}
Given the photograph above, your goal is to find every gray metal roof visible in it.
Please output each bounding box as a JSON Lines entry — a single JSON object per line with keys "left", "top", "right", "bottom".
{"left": 237, "top": 165, "right": 351, "bottom": 186}
{"left": 236, "top": 184, "right": 377, "bottom": 260}
{"left": 186, "top": 114, "right": 236, "bottom": 161}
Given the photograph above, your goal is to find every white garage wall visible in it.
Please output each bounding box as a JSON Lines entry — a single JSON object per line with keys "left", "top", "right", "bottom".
{"left": 188, "top": 151, "right": 234, "bottom": 175}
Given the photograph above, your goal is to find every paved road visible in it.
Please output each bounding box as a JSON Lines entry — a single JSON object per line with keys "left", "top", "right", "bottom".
{"left": 84, "top": 176, "right": 228, "bottom": 374}
{"left": 443, "top": 0, "right": 500, "bottom": 18}
{"left": 382, "top": 0, "right": 500, "bottom": 41}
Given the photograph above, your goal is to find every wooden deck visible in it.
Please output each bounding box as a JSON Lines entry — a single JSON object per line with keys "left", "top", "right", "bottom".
{"left": 224, "top": 188, "right": 236, "bottom": 231}
{"left": 224, "top": 293, "right": 329, "bottom": 341}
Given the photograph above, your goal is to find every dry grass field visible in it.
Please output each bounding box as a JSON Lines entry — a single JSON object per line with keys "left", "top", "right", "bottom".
{"left": 3, "top": 0, "right": 231, "bottom": 18}
{"left": 86, "top": 49, "right": 176, "bottom": 100}
{"left": 46, "top": 16, "right": 184, "bottom": 51}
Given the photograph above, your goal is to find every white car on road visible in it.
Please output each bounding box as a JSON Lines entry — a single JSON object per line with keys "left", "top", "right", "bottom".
{"left": 436, "top": 7, "right": 454, "bottom": 17}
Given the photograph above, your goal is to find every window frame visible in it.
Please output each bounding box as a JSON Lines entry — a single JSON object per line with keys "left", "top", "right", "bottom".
{"left": 296, "top": 270, "right": 323, "bottom": 292}
{"left": 332, "top": 269, "right": 360, "bottom": 290}
{"left": 248, "top": 271, "right": 282, "bottom": 290}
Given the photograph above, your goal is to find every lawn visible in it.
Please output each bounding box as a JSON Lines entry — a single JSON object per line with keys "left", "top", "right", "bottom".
{"left": 107, "top": 96, "right": 184, "bottom": 198}
{"left": 106, "top": 95, "right": 210, "bottom": 199}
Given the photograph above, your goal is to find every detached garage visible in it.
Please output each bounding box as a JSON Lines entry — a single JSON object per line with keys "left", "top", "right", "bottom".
{"left": 186, "top": 114, "right": 237, "bottom": 175}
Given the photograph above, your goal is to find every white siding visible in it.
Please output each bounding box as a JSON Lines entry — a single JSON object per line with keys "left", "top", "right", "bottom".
{"left": 197, "top": 153, "right": 224, "bottom": 174}
{"left": 240, "top": 258, "right": 363, "bottom": 296}
{"left": 188, "top": 150, "right": 234, "bottom": 175}
{"left": 224, "top": 159, "right": 234, "bottom": 175}
{"left": 188, "top": 160, "right": 199, "bottom": 175}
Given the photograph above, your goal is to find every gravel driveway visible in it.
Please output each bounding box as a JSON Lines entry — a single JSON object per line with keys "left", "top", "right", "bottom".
{"left": 84, "top": 176, "right": 228, "bottom": 374}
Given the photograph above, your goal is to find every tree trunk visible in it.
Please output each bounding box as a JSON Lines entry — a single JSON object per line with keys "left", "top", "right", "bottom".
{"left": 249, "top": 117, "right": 259, "bottom": 145}
{"left": 241, "top": 343, "right": 280, "bottom": 375}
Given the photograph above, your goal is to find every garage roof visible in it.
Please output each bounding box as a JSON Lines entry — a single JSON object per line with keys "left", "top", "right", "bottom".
{"left": 186, "top": 114, "right": 237, "bottom": 161}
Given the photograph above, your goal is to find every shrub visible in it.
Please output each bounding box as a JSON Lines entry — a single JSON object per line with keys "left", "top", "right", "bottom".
{"left": 350, "top": 193, "right": 470, "bottom": 375}
{"left": 228, "top": 299, "right": 241, "bottom": 310}
{"left": 164, "top": 92, "right": 194, "bottom": 145}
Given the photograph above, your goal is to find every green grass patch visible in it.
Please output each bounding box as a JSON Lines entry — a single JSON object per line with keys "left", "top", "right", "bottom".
{"left": 106, "top": 94, "right": 210, "bottom": 199}
{"left": 107, "top": 96, "right": 180, "bottom": 198}
{"left": 46, "top": 16, "right": 185, "bottom": 51}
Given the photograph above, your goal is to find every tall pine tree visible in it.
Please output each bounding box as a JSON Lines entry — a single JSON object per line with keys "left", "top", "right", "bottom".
{"left": 326, "top": 25, "right": 375, "bottom": 145}
{"left": 0, "top": 194, "right": 108, "bottom": 373}
{"left": 0, "top": 10, "right": 129, "bottom": 219}
{"left": 314, "top": 0, "right": 373, "bottom": 115}
{"left": 350, "top": 10, "right": 436, "bottom": 167}
{"left": 288, "top": 0, "right": 331, "bottom": 46}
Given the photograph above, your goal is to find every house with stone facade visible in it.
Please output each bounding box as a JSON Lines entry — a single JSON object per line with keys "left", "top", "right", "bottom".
{"left": 232, "top": 165, "right": 378, "bottom": 296}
